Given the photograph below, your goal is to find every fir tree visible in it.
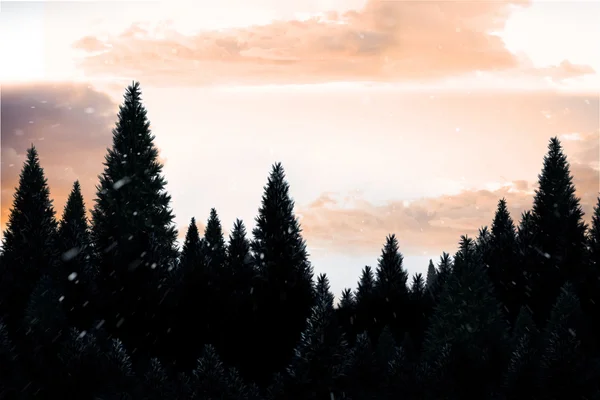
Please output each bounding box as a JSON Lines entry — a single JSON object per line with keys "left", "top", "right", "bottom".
{"left": 386, "top": 344, "right": 416, "bottom": 399}
{"left": 0, "top": 321, "right": 20, "bottom": 397}
{"left": 581, "top": 197, "right": 600, "bottom": 349}
{"left": 425, "top": 259, "right": 437, "bottom": 291}
{"left": 430, "top": 253, "right": 453, "bottom": 303}
{"left": 336, "top": 288, "right": 357, "bottom": 346}
{"left": 373, "top": 234, "right": 410, "bottom": 342}
{"left": 485, "top": 199, "right": 520, "bottom": 325}
{"left": 503, "top": 306, "right": 539, "bottom": 399}
{"left": 91, "top": 82, "right": 178, "bottom": 359}
{"left": 529, "top": 137, "right": 587, "bottom": 326}
{"left": 98, "top": 338, "right": 136, "bottom": 397}
{"left": 355, "top": 266, "right": 376, "bottom": 341}
{"left": 347, "top": 332, "right": 380, "bottom": 400}
{"left": 203, "top": 208, "right": 226, "bottom": 272}
{"left": 537, "top": 282, "right": 599, "bottom": 399}
{"left": 0, "top": 146, "right": 59, "bottom": 330}
{"left": 375, "top": 325, "right": 397, "bottom": 369}
{"left": 58, "top": 180, "right": 96, "bottom": 329}
{"left": 226, "top": 219, "right": 255, "bottom": 296}
{"left": 250, "top": 163, "right": 315, "bottom": 384}
{"left": 475, "top": 226, "right": 492, "bottom": 258}
{"left": 220, "top": 219, "right": 257, "bottom": 370}
{"left": 286, "top": 274, "right": 349, "bottom": 400}
{"left": 180, "top": 217, "right": 203, "bottom": 272}
{"left": 142, "top": 358, "right": 172, "bottom": 399}
{"left": 23, "top": 275, "right": 68, "bottom": 396}
{"left": 201, "top": 208, "right": 228, "bottom": 353}
{"left": 409, "top": 273, "right": 432, "bottom": 351}
{"left": 423, "top": 236, "right": 509, "bottom": 399}
{"left": 192, "top": 344, "right": 227, "bottom": 399}
{"left": 172, "top": 217, "right": 208, "bottom": 369}
{"left": 58, "top": 328, "right": 103, "bottom": 398}
{"left": 265, "top": 373, "right": 286, "bottom": 400}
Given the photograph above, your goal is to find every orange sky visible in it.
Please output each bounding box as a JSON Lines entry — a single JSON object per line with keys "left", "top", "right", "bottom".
{"left": 1, "top": 0, "right": 599, "bottom": 295}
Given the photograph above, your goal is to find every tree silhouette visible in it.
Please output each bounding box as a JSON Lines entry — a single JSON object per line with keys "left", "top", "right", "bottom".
{"left": 0, "top": 145, "right": 59, "bottom": 331}
{"left": 91, "top": 81, "right": 178, "bottom": 360}
{"left": 528, "top": 137, "right": 587, "bottom": 326}
{"left": 250, "top": 162, "right": 315, "bottom": 384}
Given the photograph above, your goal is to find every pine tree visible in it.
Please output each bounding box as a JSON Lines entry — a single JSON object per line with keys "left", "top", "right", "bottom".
{"left": 220, "top": 219, "right": 257, "bottom": 371}
{"left": 58, "top": 180, "right": 96, "bottom": 329}
{"left": 97, "top": 338, "right": 135, "bottom": 397}
{"left": 475, "top": 226, "right": 492, "bottom": 258}
{"left": 91, "top": 82, "right": 178, "bottom": 358}
{"left": 537, "top": 282, "right": 599, "bottom": 398}
{"left": 425, "top": 259, "right": 437, "bottom": 291}
{"left": 201, "top": 208, "right": 228, "bottom": 352}
{"left": 582, "top": 197, "right": 600, "bottom": 350}
{"left": 529, "top": 137, "right": 587, "bottom": 326}
{"left": 355, "top": 266, "right": 376, "bottom": 342}
{"left": 375, "top": 325, "right": 396, "bottom": 369}
{"left": 23, "top": 274, "right": 68, "bottom": 396}
{"left": 203, "top": 208, "right": 226, "bottom": 272}
{"left": 173, "top": 217, "right": 208, "bottom": 369}
{"left": 226, "top": 219, "right": 255, "bottom": 296}
{"left": 250, "top": 163, "right": 315, "bottom": 384}
{"left": 265, "top": 373, "right": 286, "bottom": 400}
{"left": 409, "top": 273, "right": 432, "bottom": 351}
{"left": 0, "top": 321, "right": 20, "bottom": 397}
{"left": 347, "top": 332, "right": 380, "bottom": 400}
{"left": 373, "top": 234, "right": 410, "bottom": 342}
{"left": 58, "top": 328, "right": 103, "bottom": 398}
{"left": 483, "top": 199, "right": 520, "bottom": 325}
{"left": 286, "top": 274, "right": 349, "bottom": 400}
{"left": 386, "top": 344, "right": 416, "bottom": 399}
{"left": 430, "top": 253, "right": 453, "bottom": 303}
{"left": 503, "top": 306, "right": 539, "bottom": 399}
{"left": 422, "top": 236, "right": 509, "bottom": 399}
{"left": 336, "top": 288, "right": 357, "bottom": 346}
{"left": 192, "top": 344, "right": 227, "bottom": 399}
{"left": 0, "top": 146, "right": 59, "bottom": 330}
{"left": 142, "top": 358, "right": 172, "bottom": 399}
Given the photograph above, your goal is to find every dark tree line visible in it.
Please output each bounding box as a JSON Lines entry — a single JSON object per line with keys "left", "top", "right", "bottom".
{"left": 1, "top": 82, "right": 600, "bottom": 399}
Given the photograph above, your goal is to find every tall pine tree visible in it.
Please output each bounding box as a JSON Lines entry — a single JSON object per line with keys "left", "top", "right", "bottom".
{"left": 430, "top": 252, "right": 453, "bottom": 303}
{"left": 203, "top": 208, "right": 226, "bottom": 272}
{"left": 583, "top": 197, "right": 600, "bottom": 350}
{"left": 425, "top": 259, "right": 437, "bottom": 291}
{"left": 58, "top": 180, "right": 96, "bottom": 329}
{"left": 529, "top": 137, "right": 587, "bottom": 326}
{"left": 250, "top": 162, "right": 315, "bottom": 385}
{"left": 373, "top": 234, "right": 410, "bottom": 343}
{"left": 355, "top": 266, "right": 377, "bottom": 342}
{"left": 220, "top": 219, "right": 257, "bottom": 371}
{"left": 91, "top": 82, "right": 178, "bottom": 360}
{"left": 422, "top": 236, "right": 509, "bottom": 399}
{"left": 173, "top": 217, "right": 208, "bottom": 369}
{"left": 486, "top": 198, "right": 520, "bottom": 325}
{"left": 286, "top": 274, "right": 349, "bottom": 400}
{"left": 201, "top": 208, "right": 227, "bottom": 350}
{"left": 0, "top": 146, "right": 59, "bottom": 331}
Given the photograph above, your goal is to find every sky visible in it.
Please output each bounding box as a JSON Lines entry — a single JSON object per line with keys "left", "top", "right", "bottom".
{"left": 1, "top": 0, "right": 599, "bottom": 296}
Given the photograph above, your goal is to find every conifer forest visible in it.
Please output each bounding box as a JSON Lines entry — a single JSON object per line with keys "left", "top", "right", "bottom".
{"left": 2, "top": 82, "right": 600, "bottom": 400}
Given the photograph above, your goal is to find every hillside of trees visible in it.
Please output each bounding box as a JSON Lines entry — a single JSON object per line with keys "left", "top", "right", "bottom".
{"left": 1, "top": 82, "right": 600, "bottom": 400}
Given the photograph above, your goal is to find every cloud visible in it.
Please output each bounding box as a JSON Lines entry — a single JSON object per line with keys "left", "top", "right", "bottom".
{"left": 1, "top": 82, "right": 118, "bottom": 233}
{"left": 71, "top": 0, "right": 560, "bottom": 86}
{"left": 530, "top": 60, "right": 596, "bottom": 83}
{"left": 298, "top": 132, "right": 599, "bottom": 256}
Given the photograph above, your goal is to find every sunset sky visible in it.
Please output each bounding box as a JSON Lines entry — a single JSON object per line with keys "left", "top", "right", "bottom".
{"left": 1, "top": 0, "right": 599, "bottom": 296}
